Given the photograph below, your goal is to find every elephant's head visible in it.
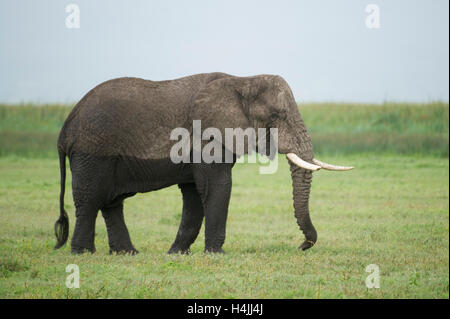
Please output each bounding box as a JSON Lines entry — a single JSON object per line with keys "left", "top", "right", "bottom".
{"left": 193, "top": 74, "right": 353, "bottom": 250}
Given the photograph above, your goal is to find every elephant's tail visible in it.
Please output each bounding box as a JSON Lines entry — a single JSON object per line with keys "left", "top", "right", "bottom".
{"left": 54, "top": 149, "right": 69, "bottom": 249}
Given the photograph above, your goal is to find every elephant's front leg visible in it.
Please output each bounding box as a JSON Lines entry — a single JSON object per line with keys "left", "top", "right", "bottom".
{"left": 168, "top": 183, "right": 204, "bottom": 254}
{"left": 193, "top": 163, "right": 233, "bottom": 253}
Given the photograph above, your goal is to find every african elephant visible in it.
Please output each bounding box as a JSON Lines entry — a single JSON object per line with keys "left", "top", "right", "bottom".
{"left": 54, "top": 72, "right": 352, "bottom": 254}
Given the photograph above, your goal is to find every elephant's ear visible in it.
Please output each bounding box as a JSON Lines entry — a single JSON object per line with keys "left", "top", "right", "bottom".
{"left": 191, "top": 76, "right": 266, "bottom": 157}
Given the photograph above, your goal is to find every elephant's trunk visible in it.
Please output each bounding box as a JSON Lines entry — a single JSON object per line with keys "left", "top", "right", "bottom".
{"left": 290, "top": 162, "right": 317, "bottom": 250}
{"left": 289, "top": 118, "right": 316, "bottom": 249}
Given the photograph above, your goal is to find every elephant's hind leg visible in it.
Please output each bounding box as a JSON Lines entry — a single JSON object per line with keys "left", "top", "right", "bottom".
{"left": 71, "top": 177, "right": 101, "bottom": 254}
{"left": 69, "top": 152, "right": 113, "bottom": 254}
{"left": 71, "top": 201, "right": 99, "bottom": 254}
{"left": 101, "top": 201, "right": 138, "bottom": 255}
{"left": 168, "top": 183, "right": 204, "bottom": 254}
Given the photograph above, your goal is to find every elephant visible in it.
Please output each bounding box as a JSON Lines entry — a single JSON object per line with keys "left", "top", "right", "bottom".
{"left": 54, "top": 72, "right": 353, "bottom": 254}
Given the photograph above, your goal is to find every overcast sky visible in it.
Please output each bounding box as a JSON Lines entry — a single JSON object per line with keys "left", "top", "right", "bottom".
{"left": 0, "top": 0, "right": 448, "bottom": 103}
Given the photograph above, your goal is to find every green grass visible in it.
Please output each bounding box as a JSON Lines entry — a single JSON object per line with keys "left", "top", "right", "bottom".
{"left": 0, "top": 154, "right": 448, "bottom": 298}
{"left": 0, "top": 102, "right": 448, "bottom": 157}
{"left": 302, "top": 102, "right": 449, "bottom": 157}
{"left": 0, "top": 102, "right": 448, "bottom": 298}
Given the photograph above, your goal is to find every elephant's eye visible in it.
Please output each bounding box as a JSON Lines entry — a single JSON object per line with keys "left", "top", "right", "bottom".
{"left": 269, "top": 113, "right": 278, "bottom": 122}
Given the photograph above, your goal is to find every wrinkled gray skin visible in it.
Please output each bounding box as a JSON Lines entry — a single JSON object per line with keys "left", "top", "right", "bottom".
{"left": 54, "top": 72, "right": 317, "bottom": 254}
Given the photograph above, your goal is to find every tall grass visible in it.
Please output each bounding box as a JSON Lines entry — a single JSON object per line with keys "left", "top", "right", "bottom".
{"left": 0, "top": 104, "right": 72, "bottom": 157}
{"left": 0, "top": 102, "right": 448, "bottom": 157}
{"left": 300, "top": 102, "right": 449, "bottom": 157}
{"left": 0, "top": 104, "right": 72, "bottom": 133}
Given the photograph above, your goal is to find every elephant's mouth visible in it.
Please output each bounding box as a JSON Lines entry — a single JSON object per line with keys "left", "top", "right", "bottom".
{"left": 286, "top": 153, "right": 354, "bottom": 171}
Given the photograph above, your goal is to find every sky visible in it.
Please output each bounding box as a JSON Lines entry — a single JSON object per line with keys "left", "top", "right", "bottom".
{"left": 0, "top": 0, "right": 448, "bottom": 103}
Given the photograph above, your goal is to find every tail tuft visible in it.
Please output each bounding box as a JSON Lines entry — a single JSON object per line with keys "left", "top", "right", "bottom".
{"left": 54, "top": 149, "right": 69, "bottom": 250}
{"left": 54, "top": 210, "right": 69, "bottom": 249}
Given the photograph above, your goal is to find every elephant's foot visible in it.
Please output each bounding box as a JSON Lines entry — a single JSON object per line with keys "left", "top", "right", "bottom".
{"left": 109, "top": 247, "right": 139, "bottom": 255}
{"left": 299, "top": 240, "right": 315, "bottom": 251}
{"left": 109, "top": 244, "right": 139, "bottom": 255}
{"left": 167, "top": 244, "right": 190, "bottom": 255}
{"left": 71, "top": 246, "right": 96, "bottom": 255}
{"left": 204, "top": 247, "right": 225, "bottom": 254}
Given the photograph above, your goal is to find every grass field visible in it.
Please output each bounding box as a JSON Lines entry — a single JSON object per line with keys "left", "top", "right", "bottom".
{"left": 0, "top": 103, "right": 448, "bottom": 298}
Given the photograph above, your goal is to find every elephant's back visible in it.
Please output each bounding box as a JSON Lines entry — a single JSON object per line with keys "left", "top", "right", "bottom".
{"left": 59, "top": 75, "right": 210, "bottom": 159}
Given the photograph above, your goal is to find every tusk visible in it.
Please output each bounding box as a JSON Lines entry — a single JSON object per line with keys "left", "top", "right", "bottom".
{"left": 286, "top": 153, "right": 321, "bottom": 171}
{"left": 312, "top": 158, "right": 354, "bottom": 171}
